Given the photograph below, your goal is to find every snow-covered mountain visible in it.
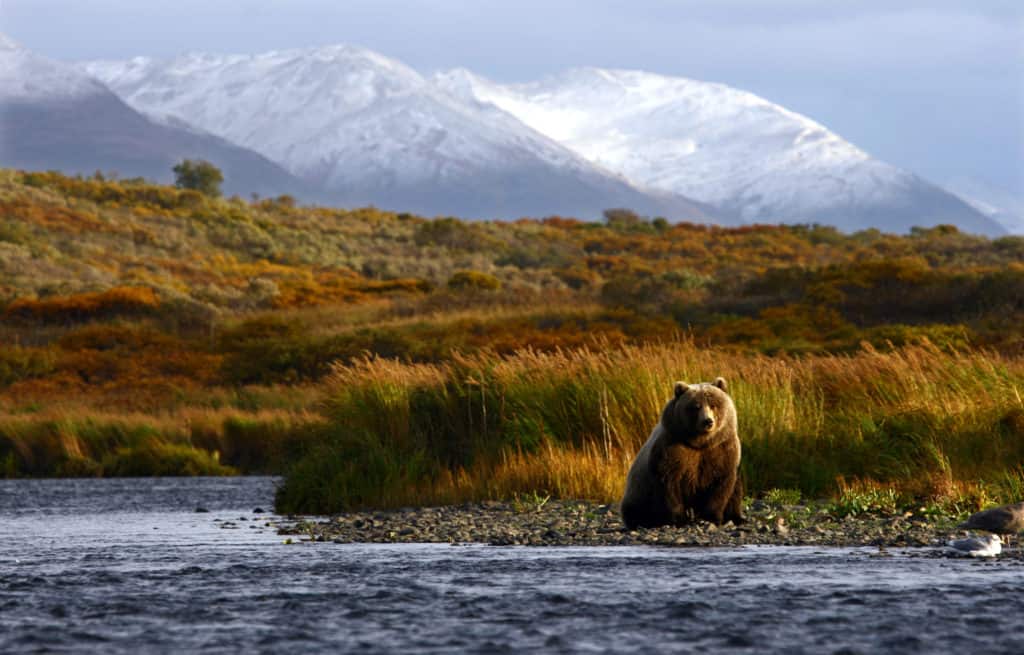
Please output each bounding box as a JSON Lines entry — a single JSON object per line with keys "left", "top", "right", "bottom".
{"left": 435, "top": 67, "right": 1005, "bottom": 236}
{"left": 83, "top": 46, "right": 718, "bottom": 222}
{"left": 0, "top": 35, "right": 306, "bottom": 198}
{"left": 0, "top": 33, "right": 107, "bottom": 102}
{"left": 944, "top": 177, "right": 1024, "bottom": 235}
{"left": 13, "top": 36, "right": 1000, "bottom": 234}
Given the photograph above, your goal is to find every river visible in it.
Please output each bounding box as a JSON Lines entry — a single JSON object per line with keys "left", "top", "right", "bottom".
{"left": 1, "top": 477, "right": 1021, "bottom": 653}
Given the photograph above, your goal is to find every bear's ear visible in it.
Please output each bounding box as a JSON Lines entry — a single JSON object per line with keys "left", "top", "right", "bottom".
{"left": 674, "top": 381, "right": 689, "bottom": 398}
{"left": 713, "top": 377, "right": 728, "bottom": 393}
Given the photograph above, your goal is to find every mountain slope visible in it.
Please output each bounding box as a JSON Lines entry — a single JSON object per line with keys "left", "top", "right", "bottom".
{"left": 0, "top": 35, "right": 307, "bottom": 199}
{"left": 436, "top": 67, "right": 1004, "bottom": 236}
{"left": 944, "top": 177, "right": 1024, "bottom": 235}
{"left": 83, "top": 46, "right": 720, "bottom": 222}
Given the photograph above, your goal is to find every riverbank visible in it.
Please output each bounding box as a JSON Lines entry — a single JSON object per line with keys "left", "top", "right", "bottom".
{"left": 278, "top": 499, "right": 1024, "bottom": 557}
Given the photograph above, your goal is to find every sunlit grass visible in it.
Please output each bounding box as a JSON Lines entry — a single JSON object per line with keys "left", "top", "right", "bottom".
{"left": 0, "top": 405, "right": 322, "bottom": 477}
{"left": 275, "top": 340, "right": 1024, "bottom": 514}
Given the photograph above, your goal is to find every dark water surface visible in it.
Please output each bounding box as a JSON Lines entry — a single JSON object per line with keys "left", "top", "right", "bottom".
{"left": 1, "top": 478, "right": 1022, "bottom": 654}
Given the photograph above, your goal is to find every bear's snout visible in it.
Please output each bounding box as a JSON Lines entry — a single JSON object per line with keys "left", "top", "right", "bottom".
{"left": 696, "top": 405, "right": 716, "bottom": 433}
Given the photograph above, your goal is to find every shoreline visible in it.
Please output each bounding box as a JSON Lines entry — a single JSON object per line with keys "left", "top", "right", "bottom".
{"left": 278, "top": 499, "right": 1024, "bottom": 557}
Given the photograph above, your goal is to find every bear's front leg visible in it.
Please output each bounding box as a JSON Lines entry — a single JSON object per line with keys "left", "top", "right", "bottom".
{"left": 724, "top": 472, "right": 746, "bottom": 524}
{"left": 697, "top": 469, "right": 739, "bottom": 525}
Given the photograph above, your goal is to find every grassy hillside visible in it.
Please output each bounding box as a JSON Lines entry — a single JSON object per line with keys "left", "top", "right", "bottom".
{"left": 1, "top": 169, "right": 1021, "bottom": 512}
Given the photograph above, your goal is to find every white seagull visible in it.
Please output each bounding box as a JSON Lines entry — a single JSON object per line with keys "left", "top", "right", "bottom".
{"left": 946, "top": 534, "right": 1002, "bottom": 558}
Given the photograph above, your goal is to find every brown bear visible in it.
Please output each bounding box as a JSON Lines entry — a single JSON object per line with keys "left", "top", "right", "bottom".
{"left": 620, "top": 378, "right": 745, "bottom": 529}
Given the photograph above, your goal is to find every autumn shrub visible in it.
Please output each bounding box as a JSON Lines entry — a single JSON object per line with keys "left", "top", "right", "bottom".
{"left": 217, "top": 307, "right": 671, "bottom": 385}
{"left": 447, "top": 270, "right": 502, "bottom": 292}
{"left": 218, "top": 317, "right": 327, "bottom": 384}
{"left": 217, "top": 316, "right": 379, "bottom": 384}
{"left": 5, "top": 287, "right": 160, "bottom": 324}
{"left": 600, "top": 271, "right": 709, "bottom": 315}
{"left": 0, "top": 346, "right": 56, "bottom": 388}
{"left": 554, "top": 267, "right": 602, "bottom": 290}
{"left": 357, "top": 278, "right": 433, "bottom": 295}
{"left": 155, "top": 296, "right": 222, "bottom": 334}
{"left": 56, "top": 324, "right": 178, "bottom": 352}
{"left": 19, "top": 171, "right": 205, "bottom": 213}
{"left": 216, "top": 415, "right": 321, "bottom": 473}
{"left": 414, "top": 218, "right": 492, "bottom": 250}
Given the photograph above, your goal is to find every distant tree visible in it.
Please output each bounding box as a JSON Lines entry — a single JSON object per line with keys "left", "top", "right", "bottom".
{"left": 172, "top": 159, "right": 224, "bottom": 197}
{"left": 602, "top": 208, "right": 643, "bottom": 228}
{"left": 274, "top": 194, "right": 297, "bottom": 209}
{"left": 603, "top": 208, "right": 659, "bottom": 233}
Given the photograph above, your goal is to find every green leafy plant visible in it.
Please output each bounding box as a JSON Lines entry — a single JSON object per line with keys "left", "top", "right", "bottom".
{"left": 763, "top": 488, "right": 803, "bottom": 507}
{"left": 172, "top": 159, "right": 224, "bottom": 197}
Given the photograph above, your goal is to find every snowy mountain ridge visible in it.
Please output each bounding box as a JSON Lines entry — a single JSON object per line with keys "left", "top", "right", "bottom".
{"left": 0, "top": 34, "right": 108, "bottom": 102}
{"left": 4, "top": 36, "right": 1003, "bottom": 233}
{"left": 82, "top": 44, "right": 718, "bottom": 221}
{"left": 434, "top": 66, "right": 999, "bottom": 234}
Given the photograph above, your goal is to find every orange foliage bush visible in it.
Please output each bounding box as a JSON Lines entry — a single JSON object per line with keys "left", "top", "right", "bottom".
{"left": 20, "top": 171, "right": 202, "bottom": 212}
{"left": 356, "top": 278, "right": 433, "bottom": 295}
{"left": 540, "top": 216, "right": 584, "bottom": 229}
{"left": 5, "top": 287, "right": 161, "bottom": 323}
{"left": 448, "top": 270, "right": 501, "bottom": 292}
{"left": 0, "top": 199, "right": 117, "bottom": 235}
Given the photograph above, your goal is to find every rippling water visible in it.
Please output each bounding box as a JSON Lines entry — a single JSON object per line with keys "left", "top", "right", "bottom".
{"left": 1, "top": 477, "right": 1022, "bottom": 653}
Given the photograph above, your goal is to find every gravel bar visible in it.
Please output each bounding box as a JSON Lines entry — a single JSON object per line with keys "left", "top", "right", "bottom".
{"left": 278, "top": 499, "right": 1024, "bottom": 558}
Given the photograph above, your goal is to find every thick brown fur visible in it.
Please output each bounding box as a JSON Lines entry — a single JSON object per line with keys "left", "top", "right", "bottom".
{"left": 620, "top": 378, "right": 745, "bottom": 529}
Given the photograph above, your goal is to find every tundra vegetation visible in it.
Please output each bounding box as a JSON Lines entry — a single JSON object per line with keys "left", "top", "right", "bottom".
{"left": 0, "top": 169, "right": 1021, "bottom": 514}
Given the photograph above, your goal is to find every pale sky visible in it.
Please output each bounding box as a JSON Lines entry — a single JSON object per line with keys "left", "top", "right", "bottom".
{"left": 2, "top": 0, "right": 1022, "bottom": 200}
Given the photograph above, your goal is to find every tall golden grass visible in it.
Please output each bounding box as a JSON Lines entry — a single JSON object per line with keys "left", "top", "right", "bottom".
{"left": 275, "top": 340, "right": 1024, "bottom": 513}
{"left": 0, "top": 405, "right": 320, "bottom": 477}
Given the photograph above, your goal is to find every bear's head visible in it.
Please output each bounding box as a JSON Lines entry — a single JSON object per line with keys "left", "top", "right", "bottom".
{"left": 661, "top": 377, "right": 736, "bottom": 448}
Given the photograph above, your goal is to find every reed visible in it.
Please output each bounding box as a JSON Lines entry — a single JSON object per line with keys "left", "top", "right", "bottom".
{"left": 275, "top": 340, "right": 1024, "bottom": 513}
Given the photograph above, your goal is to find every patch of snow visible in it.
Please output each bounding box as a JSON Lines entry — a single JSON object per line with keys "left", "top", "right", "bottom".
{"left": 0, "top": 33, "right": 107, "bottom": 102}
